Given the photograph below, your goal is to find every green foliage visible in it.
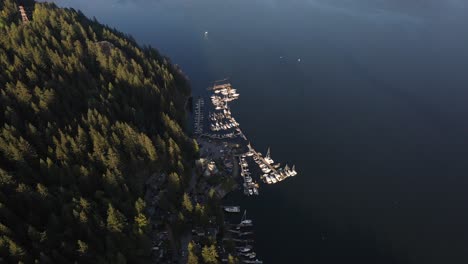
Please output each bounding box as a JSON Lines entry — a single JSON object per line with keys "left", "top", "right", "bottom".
{"left": 182, "top": 192, "right": 193, "bottom": 212}
{"left": 0, "top": 0, "right": 194, "bottom": 262}
{"left": 107, "top": 204, "right": 127, "bottom": 233}
{"left": 201, "top": 244, "right": 219, "bottom": 264}
{"left": 188, "top": 241, "right": 199, "bottom": 264}
{"left": 227, "top": 254, "right": 237, "bottom": 264}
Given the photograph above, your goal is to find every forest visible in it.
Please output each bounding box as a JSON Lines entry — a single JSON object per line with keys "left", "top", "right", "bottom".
{"left": 0, "top": 0, "right": 197, "bottom": 263}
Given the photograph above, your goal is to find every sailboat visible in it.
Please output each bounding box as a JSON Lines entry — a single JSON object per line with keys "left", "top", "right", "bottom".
{"left": 240, "top": 210, "right": 253, "bottom": 226}
{"left": 284, "top": 164, "right": 292, "bottom": 176}
{"left": 290, "top": 165, "right": 297, "bottom": 176}
{"left": 264, "top": 147, "right": 274, "bottom": 164}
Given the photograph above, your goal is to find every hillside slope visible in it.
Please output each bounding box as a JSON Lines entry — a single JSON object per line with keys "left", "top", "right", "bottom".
{"left": 0, "top": 1, "right": 196, "bottom": 263}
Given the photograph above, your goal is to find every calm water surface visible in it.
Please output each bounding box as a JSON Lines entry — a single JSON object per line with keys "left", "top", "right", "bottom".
{"left": 50, "top": 0, "right": 468, "bottom": 263}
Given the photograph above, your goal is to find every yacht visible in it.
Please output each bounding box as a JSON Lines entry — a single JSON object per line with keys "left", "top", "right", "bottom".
{"left": 224, "top": 206, "right": 241, "bottom": 213}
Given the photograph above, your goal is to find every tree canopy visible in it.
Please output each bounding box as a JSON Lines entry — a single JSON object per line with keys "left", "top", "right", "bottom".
{"left": 0, "top": 0, "right": 195, "bottom": 263}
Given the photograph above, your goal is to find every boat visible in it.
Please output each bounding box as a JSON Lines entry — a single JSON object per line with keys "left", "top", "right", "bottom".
{"left": 240, "top": 210, "right": 253, "bottom": 225}
{"left": 265, "top": 157, "right": 274, "bottom": 164}
{"left": 274, "top": 173, "right": 282, "bottom": 181}
{"left": 237, "top": 245, "right": 253, "bottom": 253}
{"left": 224, "top": 206, "right": 241, "bottom": 213}
{"left": 290, "top": 165, "right": 297, "bottom": 176}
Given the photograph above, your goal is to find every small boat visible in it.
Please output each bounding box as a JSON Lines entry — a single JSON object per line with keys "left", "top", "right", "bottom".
{"left": 240, "top": 210, "right": 253, "bottom": 225}
{"left": 237, "top": 245, "right": 253, "bottom": 253}
{"left": 224, "top": 206, "right": 241, "bottom": 213}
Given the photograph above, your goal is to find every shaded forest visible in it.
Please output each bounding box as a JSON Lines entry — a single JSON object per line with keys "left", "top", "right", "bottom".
{"left": 0, "top": 0, "right": 197, "bottom": 262}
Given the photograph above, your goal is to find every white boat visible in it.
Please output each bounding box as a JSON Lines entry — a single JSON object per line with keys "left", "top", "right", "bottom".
{"left": 237, "top": 245, "right": 253, "bottom": 253}
{"left": 290, "top": 165, "right": 297, "bottom": 176}
{"left": 240, "top": 210, "right": 253, "bottom": 225}
{"left": 224, "top": 206, "right": 241, "bottom": 213}
{"left": 265, "top": 147, "right": 271, "bottom": 159}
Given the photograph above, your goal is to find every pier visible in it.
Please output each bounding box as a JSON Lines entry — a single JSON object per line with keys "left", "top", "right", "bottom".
{"left": 194, "top": 98, "right": 204, "bottom": 135}
{"left": 195, "top": 78, "right": 298, "bottom": 194}
{"left": 248, "top": 145, "right": 277, "bottom": 174}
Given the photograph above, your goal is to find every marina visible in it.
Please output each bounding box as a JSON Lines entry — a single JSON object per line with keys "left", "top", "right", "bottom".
{"left": 221, "top": 209, "right": 263, "bottom": 264}
{"left": 193, "top": 79, "right": 299, "bottom": 263}
{"left": 200, "top": 79, "right": 299, "bottom": 196}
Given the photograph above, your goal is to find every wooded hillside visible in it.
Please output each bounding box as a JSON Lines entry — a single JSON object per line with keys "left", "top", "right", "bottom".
{"left": 0, "top": 1, "right": 196, "bottom": 263}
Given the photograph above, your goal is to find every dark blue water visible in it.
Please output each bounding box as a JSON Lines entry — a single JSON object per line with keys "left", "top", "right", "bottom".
{"left": 49, "top": 0, "right": 468, "bottom": 263}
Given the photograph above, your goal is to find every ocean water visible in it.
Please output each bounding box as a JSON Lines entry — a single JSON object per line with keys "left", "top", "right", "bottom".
{"left": 47, "top": 0, "right": 468, "bottom": 263}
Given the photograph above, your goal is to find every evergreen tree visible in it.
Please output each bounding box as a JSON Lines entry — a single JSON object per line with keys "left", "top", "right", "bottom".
{"left": 187, "top": 241, "right": 199, "bottom": 264}
{"left": 106, "top": 204, "right": 127, "bottom": 233}
{"left": 201, "top": 245, "right": 219, "bottom": 264}
{"left": 182, "top": 192, "right": 193, "bottom": 212}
